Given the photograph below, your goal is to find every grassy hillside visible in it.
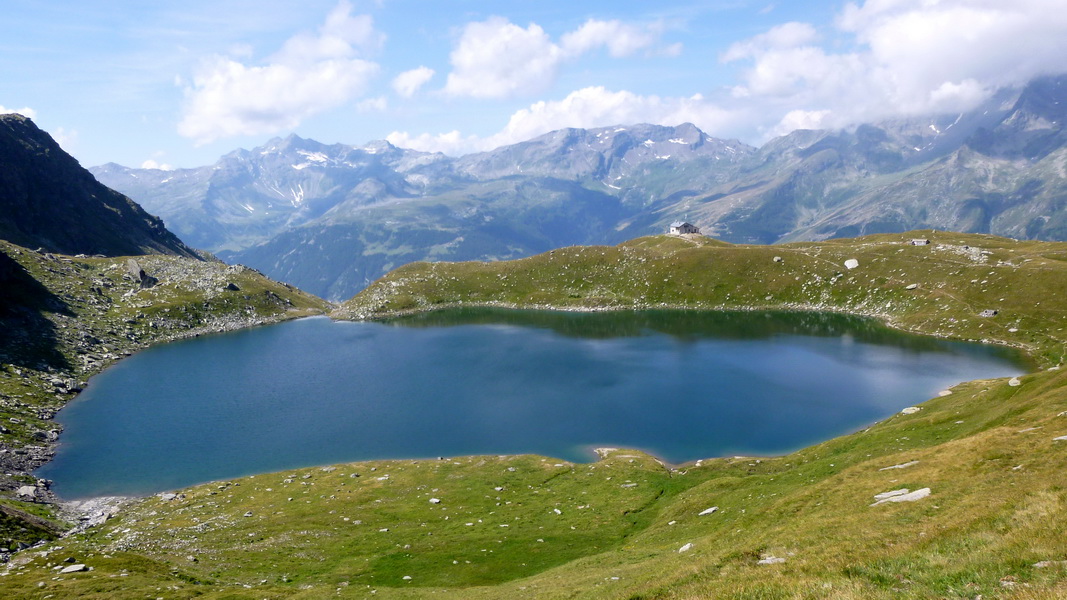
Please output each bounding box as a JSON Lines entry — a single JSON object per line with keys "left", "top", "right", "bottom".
{"left": 339, "top": 231, "right": 1067, "bottom": 367}
{"left": 3, "top": 232, "right": 1067, "bottom": 599}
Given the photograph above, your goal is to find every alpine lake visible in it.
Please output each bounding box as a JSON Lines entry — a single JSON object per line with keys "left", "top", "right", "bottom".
{"left": 38, "top": 308, "right": 1029, "bottom": 499}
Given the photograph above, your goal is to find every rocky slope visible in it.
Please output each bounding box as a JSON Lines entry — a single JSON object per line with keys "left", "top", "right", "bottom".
{"left": 0, "top": 240, "right": 329, "bottom": 552}
{"left": 0, "top": 115, "right": 197, "bottom": 259}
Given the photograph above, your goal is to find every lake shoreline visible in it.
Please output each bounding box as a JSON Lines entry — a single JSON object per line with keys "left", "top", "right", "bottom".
{"left": 38, "top": 307, "right": 1028, "bottom": 501}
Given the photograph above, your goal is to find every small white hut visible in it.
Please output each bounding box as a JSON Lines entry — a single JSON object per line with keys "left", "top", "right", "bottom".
{"left": 669, "top": 221, "right": 700, "bottom": 235}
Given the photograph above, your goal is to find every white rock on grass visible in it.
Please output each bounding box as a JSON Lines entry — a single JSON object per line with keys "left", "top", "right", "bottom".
{"left": 1009, "top": 377, "right": 1022, "bottom": 387}
{"left": 1054, "top": 435, "right": 1067, "bottom": 442}
{"left": 698, "top": 506, "right": 718, "bottom": 516}
{"left": 758, "top": 556, "right": 786, "bottom": 565}
{"left": 429, "top": 498, "right": 441, "bottom": 504}
{"left": 878, "top": 460, "right": 919, "bottom": 471}
{"left": 901, "top": 406, "right": 921, "bottom": 415}
{"left": 870, "top": 488, "right": 931, "bottom": 506}
{"left": 938, "top": 390, "right": 952, "bottom": 397}
{"left": 905, "top": 283, "right": 919, "bottom": 290}
{"left": 678, "top": 543, "right": 693, "bottom": 553}
{"left": 844, "top": 259, "right": 860, "bottom": 270}
{"left": 60, "top": 564, "right": 89, "bottom": 574}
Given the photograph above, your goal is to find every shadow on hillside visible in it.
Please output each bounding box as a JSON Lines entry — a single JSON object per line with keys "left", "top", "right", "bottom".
{"left": 0, "top": 250, "right": 72, "bottom": 371}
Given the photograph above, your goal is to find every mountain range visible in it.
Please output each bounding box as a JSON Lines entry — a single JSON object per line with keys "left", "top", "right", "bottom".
{"left": 92, "top": 75, "right": 1067, "bottom": 301}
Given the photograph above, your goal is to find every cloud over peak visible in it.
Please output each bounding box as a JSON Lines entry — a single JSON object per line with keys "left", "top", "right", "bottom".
{"left": 723, "top": 0, "right": 1067, "bottom": 137}
{"left": 442, "top": 16, "right": 673, "bottom": 100}
{"left": 177, "top": 1, "right": 381, "bottom": 145}
{"left": 392, "top": 66, "right": 436, "bottom": 98}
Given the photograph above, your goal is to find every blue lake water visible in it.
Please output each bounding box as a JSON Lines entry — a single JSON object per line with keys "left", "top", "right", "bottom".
{"left": 38, "top": 309, "right": 1028, "bottom": 499}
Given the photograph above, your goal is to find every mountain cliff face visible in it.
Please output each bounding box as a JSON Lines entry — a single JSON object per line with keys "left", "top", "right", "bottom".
{"left": 0, "top": 114, "right": 197, "bottom": 259}
{"left": 92, "top": 76, "right": 1067, "bottom": 300}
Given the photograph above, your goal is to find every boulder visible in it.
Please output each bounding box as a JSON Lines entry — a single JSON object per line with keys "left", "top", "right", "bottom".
{"left": 871, "top": 488, "right": 931, "bottom": 506}
{"left": 844, "top": 258, "right": 859, "bottom": 270}
{"left": 126, "top": 259, "right": 158, "bottom": 289}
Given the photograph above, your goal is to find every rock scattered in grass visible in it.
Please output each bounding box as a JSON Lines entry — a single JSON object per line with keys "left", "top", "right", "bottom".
{"left": 905, "top": 283, "right": 918, "bottom": 290}
{"left": 1009, "top": 377, "right": 1022, "bottom": 387}
{"left": 59, "top": 564, "right": 88, "bottom": 573}
{"left": 901, "top": 406, "right": 921, "bottom": 415}
{"left": 1034, "top": 560, "right": 1067, "bottom": 568}
{"left": 844, "top": 259, "right": 859, "bottom": 270}
{"left": 871, "top": 488, "right": 931, "bottom": 506}
{"left": 698, "top": 506, "right": 718, "bottom": 516}
{"left": 758, "top": 555, "right": 786, "bottom": 565}
{"left": 878, "top": 460, "right": 919, "bottom": 471}
{"left": 678, "top": 543, "right": 693, "bottom": 553}
{"left": 1053, "top": 435, "right": 1067, "bottom": 441}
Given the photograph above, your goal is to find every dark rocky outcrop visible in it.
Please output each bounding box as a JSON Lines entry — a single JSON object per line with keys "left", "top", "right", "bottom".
{"left": 0, "top": 114, "right": 199, "bottom": 258}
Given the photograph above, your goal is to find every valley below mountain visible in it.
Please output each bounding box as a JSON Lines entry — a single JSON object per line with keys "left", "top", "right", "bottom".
{"left": 94, "top": 76, "right": 1067, "bottom": 301}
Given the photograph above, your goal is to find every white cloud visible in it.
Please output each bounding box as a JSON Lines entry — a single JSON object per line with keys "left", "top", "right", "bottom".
{"left": 0, "top": 105, "right": 37, "bottom": 118}
{"left": 443, "top": 17, "right": 562, "bottom": 99}
{"left": 726, "top": 0, "right": 1067, "bottom": 137}
{"left": 386, "top": 129, "right": 481, "bottom": 155}
{"left": 177, "top": 1, "right": 381, "bottom": 144}
{"left": 392, "top": 66, "right": 435, "bottom": 98}
{"left": 356, "top": 96, "right": 388, "bottom": 112}
{"left": 389, "top": 86, "right": 739, "bottom": 155}
{"left": 771, "top": 109, "right": 832, "bottom": 136}
{"left": 50, "top": 127, "right": 78, "bottom": 152}
{"left": 443, "top": 17, "right": 672, "bottom": 99}
{"left": 560, "top": 19, "right": 660, "bottom": 58}
{"left": 720, "top": 22, "right": 818, "bottom": 62}
{"left": 141, "top": 159, "right": 174, "bottom": 171}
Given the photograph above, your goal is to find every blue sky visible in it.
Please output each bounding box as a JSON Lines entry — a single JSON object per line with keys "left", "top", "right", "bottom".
{"left": 3, "top": 0, "right": 1065, "bottom": 169}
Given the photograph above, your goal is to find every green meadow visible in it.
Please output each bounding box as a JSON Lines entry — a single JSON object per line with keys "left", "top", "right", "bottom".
{"left": 3, "top": 231, "right": 1067, "bottom": 599}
